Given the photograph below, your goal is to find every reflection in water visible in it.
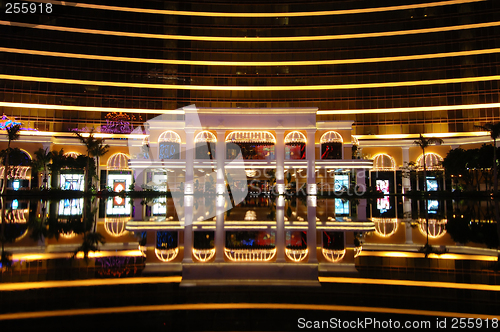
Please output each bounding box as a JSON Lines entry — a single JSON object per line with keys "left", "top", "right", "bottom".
{"left": 0, "top": 195, "right": 498, "bottom": 281}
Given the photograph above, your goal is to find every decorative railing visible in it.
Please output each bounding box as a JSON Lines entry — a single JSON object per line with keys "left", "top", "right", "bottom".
{"left": 155, "top": 247, "right": 179, "bottom": 262}
{"left": 285, "top": 248, "right": 308, "bottom": 262}
{"left": 322, "top": 248, "right": 346, "bottom": 263}
{"left": 224, "top": 247, "right": 276, "bottom": 262}
{"left": 193, "top": 248, "right": 216, "bottom": 262}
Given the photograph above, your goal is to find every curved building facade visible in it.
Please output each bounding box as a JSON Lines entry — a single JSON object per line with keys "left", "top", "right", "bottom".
{"left": 0, "top": 0, "right": 499, "bottom": 191}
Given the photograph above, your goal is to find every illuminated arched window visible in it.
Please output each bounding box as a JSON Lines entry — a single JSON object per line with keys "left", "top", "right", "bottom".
{"left": 416, "top": 153, "right": 443, "bottom": 170}
{"left": 195, "top": 131, "right": 217, "bottom": 159}
{"left": 285, "top": 131, "right": 306, "bottom": 160}
{"left": 372, "top": 154, "right": 396, "bottom": 171}
{"left": 158, "top": 131, "right": 181, "bottom": 160}
{"left": 351, "top": 136, "right": 359, "bottom": 146}
{"left": 320, "top": 131, "right": 343, "bottom": 159}
{"left": 225, "top": 131, "right": 276, "bottom": 160}
{"left": 107, "top": 153, "right": 130, "bottom": 170}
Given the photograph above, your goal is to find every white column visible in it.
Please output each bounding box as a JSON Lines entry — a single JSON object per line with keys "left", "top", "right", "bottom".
{"left": 214, "top": 195, "right": 225, "bottom": 262}
{"left": 306, "top": 130, "right": 317, "bottom": 195}
{"left": 133, "top": 197, "right": 144, "bottom": 221}
{"left": 183, "top": 195, "right": 194, "bottom": 263}
{"left": 275, "top": 130, "right": 285, "bottom": 195}
{"left": 307, "top": 196, "right": 318, "bottom": 263}
{"left": 356, "top": 169, "right": 366, "bottom": 193}
{"left": 184, "top": 130, "right": 195, "bottom": 195}
{"left": 216, "top": 130, "right": 226, "bottom": 195}
{"left": 134, "top": 170, "right": 145, "bottom": 191}
{"left": 402, "top": 147, "right": 411, "bottom": 193}
{"left": 276, "top": 195, "right": 286, "bottom": 262}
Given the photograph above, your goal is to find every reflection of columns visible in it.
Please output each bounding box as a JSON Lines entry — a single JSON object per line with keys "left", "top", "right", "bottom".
{"left": 306, "top": 130, "right": 317, "bottom": 195}
{"left": 356, "top": 169, "right": 366, "bottom": 192}
{"left": 405, "top": 222, "right": 413, "bottom": 244}
{"left": 275, "top": 130, "right": 285, "bottom": 195}
{"left": 216, "top": 130, "right": 226, "bottom": 195}
{"left": 134, "top": 170, "right": 145, "bottom": 191}
{"left": 307, "top": 196, "right": 318, "bottom": 263}
{"left": 214, "top": 196, "right": 225, "bottom": 262}
{"left": 183, "top": 195, "right": 194, "bottom": 263}
{"left": 276, "top": 196, "right": 285, "bottom": 262}
{"left": 185, "top": 130, "right": 195, "bottom": 195}
{"left": 402, "top": 147, "right": 410, "bottom": 193}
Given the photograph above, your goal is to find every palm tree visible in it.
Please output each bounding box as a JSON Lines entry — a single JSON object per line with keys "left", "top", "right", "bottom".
{"left": 48, "top": 149, "right": 67, "bottom": 189}
{"left": 75, "top": 129, "right": 109, "bottom": 192}
{"left": 475, "top": 122, "right": 500, "bottom": 193}
{"left": 31, "top": 148, "right": 52, "bottom": 189}
{"left": 90, "top": 141, "right": 110, "bottom": 191}
{"left": 413, "top": 134, "right": 444, "bottom": 192}
{"left": 1, "top": 124, "right": 21, "bottom": 195}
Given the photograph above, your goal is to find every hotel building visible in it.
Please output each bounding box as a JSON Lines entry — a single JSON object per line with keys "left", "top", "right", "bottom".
{"left": 0, "top": 0, "right": 499, "bottom": 193}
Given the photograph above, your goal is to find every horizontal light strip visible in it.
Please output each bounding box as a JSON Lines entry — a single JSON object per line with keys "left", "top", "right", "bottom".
{"left": 355, "top": 131, "right": 489, "bottom": 140}
{"left": 0, "top": 102, "right": 183, "bottom": 114}
{"left": 2, "top": 74, "right": 499, "bottom": 91}
{"left": 3, "top": 47, "right": 500, "bottom": 67}
{"left": 34, "top": 0, "right": 483, "bottom": 18}
{"left": 319, "top": 102, "right": 500, "bottom": 115}
{"left": 319, "top": 276, "right": 500, "bottom": 292}
{"left": 2, "top": 20, "right": 499, "bottom": 42}
{"left": 0, "top": 302, "right": 496, "bottom": 321}
{"left": 0, "top": 276, "right": 181, "bottom": 292}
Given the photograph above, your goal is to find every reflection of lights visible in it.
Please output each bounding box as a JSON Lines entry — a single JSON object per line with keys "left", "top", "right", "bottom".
{"left": 243, "top": 210, "right": 257, "bottom": 220}
{"left": 417, "top": 218, "right": 448, "bottom": 238}
{"left": 322, "top": 249, "right": 346, "bottom": 263}
{"left": 104, "top": 218, "right": 128, "bottom": 237}
{"left": 192, "top": 248, "right": 215, "bottom": 262}
{"left": 372, "top": 218, "right": 399, "bottom": 237}
{"left": 354, "top": 246, "right": 362, "bottom": 258}
{"left": 285, "top": 248, "right": 308, "bottom": 262}
{"left": 245, "top": 169, "right": 257, "bottom": 177}
{"left": 224, "top": 248, "right": 276, "bottom": 262}
{"left": 155, "top": 248, "right": 179, "bottom": 262}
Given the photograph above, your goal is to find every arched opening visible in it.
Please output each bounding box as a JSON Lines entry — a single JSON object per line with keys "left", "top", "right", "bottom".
{"left": 320, "top": 131, "right": 343, "bottom": 159}
{"left": 372, "top": 154, "right": 396, "bottom": 195}
{"left": 106, "top": 153, "right": 132, "bottom": 211}
{"left": 158, "top": 131, "right": 181, "bottom": 160}
{"left": 0, "top": 149, "right": 31, "bottom": 191}
{"left": 195, "top": 131, "right": 217, "bottom": 159}
{"left": 226, "top": 131, "right": 276, "bottom": 160}
{"left": 285, "top": 131, "right": 306, "bottom": 160}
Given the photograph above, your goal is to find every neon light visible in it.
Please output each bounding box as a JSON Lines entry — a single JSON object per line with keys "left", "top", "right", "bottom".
{"left": 4, "top": 47, "right": 500, "bottom": 67}
{"left": 285, "top": 248, "right": 308, "bottom": 262}
{"left": 2, "top": 20, "right": 499, "bottom": 42}
{"left": 224, "top": 247, "right": 276, "bottom": 262}
{"left": 318, "top": 102, "right": 500, "bottom": 115}
{"left": 192, "top": 248, "right": 215, "bottom": 262}
{"left": 32, "top": 0, "right": 483, "bottom": 18}
{"left": 0, "top": 102, "right": 184, "bottom": 114}
{"left": 154, "top": 247, "right": 179, "bottom": 262}
{"left": 3, "top": 74, "right": 499, "bottom": 91}
{"left": 322, "top": 248, "right": 346, "bottom": 262}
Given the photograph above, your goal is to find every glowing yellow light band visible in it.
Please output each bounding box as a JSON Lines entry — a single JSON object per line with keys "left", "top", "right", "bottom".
{"left": 318, "top": 102, "right": 500, "bottom": 115}
{"left": 5, "top": 47, "right": 500, "bottom": 67}
{"left": 32, "top": 0, "right": 483, "bottom": 18}
{"left": 2, "top": 20, "right": 499, "bottom": 42}
{"left": 1, "top": 74, "right": 499, "bottom": 91}
{"left": 0, "top": 101, "right": 183, "bottom": 114}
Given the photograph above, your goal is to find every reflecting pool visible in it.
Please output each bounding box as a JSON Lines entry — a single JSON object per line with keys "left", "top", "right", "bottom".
{"left": 1, "top": 195, "right": 499, "bottom": 329}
